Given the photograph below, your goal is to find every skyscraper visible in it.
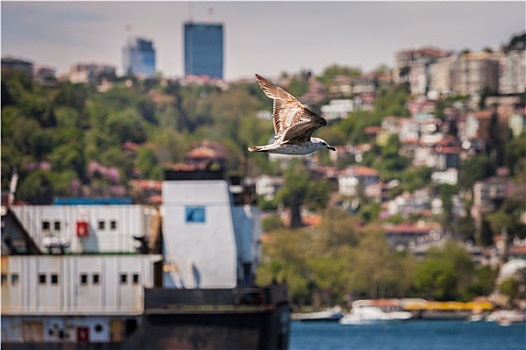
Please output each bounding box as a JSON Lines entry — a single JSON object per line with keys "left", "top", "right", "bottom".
{"left": 123, "top": 37, "right": 156, "bottom": 78}
{"left": 184, "top": 22, "right": 224, "bottom": 79}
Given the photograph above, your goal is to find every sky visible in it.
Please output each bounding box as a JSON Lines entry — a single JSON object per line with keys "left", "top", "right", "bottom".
{"left": 1, "top": 1, "right": 525, "bottom": 81}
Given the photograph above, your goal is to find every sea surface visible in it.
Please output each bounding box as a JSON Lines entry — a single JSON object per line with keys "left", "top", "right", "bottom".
{"left": 289, "top": 320, "right": 526, "bottom": 350}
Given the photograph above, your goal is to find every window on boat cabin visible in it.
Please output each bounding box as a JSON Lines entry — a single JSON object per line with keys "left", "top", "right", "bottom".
{"left": 110, "top": 220, "right": 117, "bottom": 230}
{"left": 92, "top": 273, "right": 100, "bottom": 285}
{"left": 11, "top": 273, "right": 19, "bottom": 286}
{"left": 98, "top": 220, "right": 105, "bottom": 230}
{"left": 39, "top": 273, "right": 47, "bottom": 284}
{"left": 51, "top": 273, "right": 59, "bottom": 285}
{"left": 80, "top": 273, "right": 88, "bottom": 285}
{"left": 42, "top": 221, "right": 50, "bottom": 231}
{"left": 120, "top": 273, "right": 127, "bottom": 284}
{"left": 132, "top": 273, "right": 140, "bottom": 284}
{"left": 54, "top": 221, "right": 61, "bottom": 231}
{"left": 1, "top": 273, "right": 19, "bottom": 285}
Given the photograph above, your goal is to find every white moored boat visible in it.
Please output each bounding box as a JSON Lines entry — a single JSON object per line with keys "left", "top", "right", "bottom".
{"left": 293, "top": 306, "right": 344, "bottom": 322}
{"left": 339, "top": 300, "right": 412, "bottom": 325}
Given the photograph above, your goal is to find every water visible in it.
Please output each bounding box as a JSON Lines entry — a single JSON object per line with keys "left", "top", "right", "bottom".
{"left": 289, "top": 320, "right": 526, "bottom": 350}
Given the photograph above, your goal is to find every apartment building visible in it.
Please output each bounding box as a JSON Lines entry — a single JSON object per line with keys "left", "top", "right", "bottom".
{"left": 428, "top": 56, "right": 454, "bottom": 98}
{"left": 393, "top": 46, "right": 450, "bottom": 84}
{"left": 69, "top": 63, "right": 116, "bottom": 83}
{"left": 499, "top": 49, "right": 526, "bottom": 94}
{"left": 403, "top": 43, "right": 524, "bottom": 99}
{"left": 1, "top": 57, "right": 33, "bottom": 77}
{"left": 449, "top": 52, "right": 500, "bottom": 96}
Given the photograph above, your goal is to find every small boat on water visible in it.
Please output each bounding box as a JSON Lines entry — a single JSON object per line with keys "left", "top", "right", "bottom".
{"left": 486, "top": 309, "right": 526, "bottom": 326}
{"left": 292, "top": 306, "right": 344, "bottom": 322}
{"left": 339, "top": 300, "right": 412, "bottom": 325}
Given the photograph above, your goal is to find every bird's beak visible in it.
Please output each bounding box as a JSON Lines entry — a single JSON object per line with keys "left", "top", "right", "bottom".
{"left": 328, "top": 146, "right": 336, "bottom": 151}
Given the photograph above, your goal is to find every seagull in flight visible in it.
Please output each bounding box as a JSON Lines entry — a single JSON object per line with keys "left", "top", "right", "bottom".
{"left": 248, "top": 74, "right": 335, "bottom": 155}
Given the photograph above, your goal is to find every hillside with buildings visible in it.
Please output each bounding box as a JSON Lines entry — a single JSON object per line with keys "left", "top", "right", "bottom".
{"left": 2, "top": 31, "right": 525, "bottom": 307}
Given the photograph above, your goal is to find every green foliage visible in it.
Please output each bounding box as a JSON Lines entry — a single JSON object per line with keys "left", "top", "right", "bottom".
{"left": 487, "top": 111, "right": 513, "bottom": 166}
{"left": 413, "top": 241, "right": 477, "bottom": 301}
{"left": 105, "top": 109, "right": 147, "bottom": 144}
{"left": 373, "top": 83, "right": 410, "bottom": 118}
{"left": 2, "top": 70, "right": 309, "bottom": 201}
{"left": 358, "top": 202, "right": 382, "bottom": 224}
{"left": 261, "top": 214, "right": 285, "bottom": 232}
{"left": 374, "top": 134, "right": 411, "bottom": 180}
{"left": 276, "top": 160, "right": 331, "bottom": 227}
{"left": 54, "top": 82, "right": 90, "bottom": 110}
{"left": 135, "top": 147, "right": 158, "bottom": 178}
{"left": 17, "top": 170, "right": 54, "bottom": 204}
{"left": 414, "top": 258, "right": 457, "bottom": 300}
{"left": 351, "top": 226, "right": 416, "bottom": 298}
{"left": 401, "top": 167, "right": 433, "bottom": 193}
{"left": 285, "top": 77, "right": 309, "bottom": 98}
{"left": 438, "top": 184, "right": 459, "bottom": 229}
{"left": 498, "top": 278, "right": 519, "bottom": 303}
{"left": 453, "top": 214, "right": 477, "bottom": 243}
{"left": 317, "top": 64, "right": 362, "bottom": 89}
{"left": 505, "top": 132, "right": 526, "bottom": 175}
{"left": 466, "top": 266, "right": 498, "bottom": 299}
{"left": 257, "top": 210, "right": 419, "bottom": 305}
{"left": 329, "top": 110, "right": 381, "bottom": 146}
{"left": 459, "top": 154, "right": 496, "bottom": 190}
{"left": 258, "top": 215, "right": 504, "bottom": 305}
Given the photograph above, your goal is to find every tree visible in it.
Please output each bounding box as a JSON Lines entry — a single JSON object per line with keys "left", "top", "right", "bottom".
{"left": 48, "top": 143, "right": 86, "bottom": 178}
{"left": 276, "top": 161, "right": 311, "bottom": 228}
{"left": 317, "top": 64, "right": 361, "bottom": 89}
{"left": 276, "top": 160, "right": 330, "bottom": 228}
{"left": 504, "top": 132, "right": 526, "bottom": 175}
{"left": 453, "top": 214, "right": 477, "bottom": 243}
{"left": 374, "top": 83, "right": 410, "bottom": 118}
{"left": 413, "top": 241, "right": 475, "bottom": 301}
{"left": 414, "top": 259, "right": 457, "bottom": 300}
{"left": 351, "top": 225, "right": 415, "bottom": 298}
{"left": 375, "top": 134, "right": 411, "bottom": 180}
{"left": 261, "top": 214, "right": 285, "bottom": 232}
{"left": 438, "top": 184, "right": 458, "bottom": 230}
{"left": 54, "top": 82, "right": 90, "bottom": 110}
{"left": 400, "top": 166, "right": 433, "bottom": 193}
{"left": 486, "top": 110, "right": 512, "bottom": 166}
{"left": 458, "top": 154, "right": 495, "bottom": 190}
{"left": 135, "top": 147, "right": 158, "bottom": 178}
{"left": 256, "top": 228, "right": 314, "bottom": 305}
{"left": 105, "top": 109, "right": 147, "bottom": 144}
{"left": 17, "top": 170, "right": 54, "bottom": 204}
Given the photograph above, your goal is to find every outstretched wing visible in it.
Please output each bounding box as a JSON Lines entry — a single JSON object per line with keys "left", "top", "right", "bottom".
{"left": 255, "top": 74, "right": 327, "bottom": 142}
{"left": 281, "top": 109, "right": 327, "bottom": 144}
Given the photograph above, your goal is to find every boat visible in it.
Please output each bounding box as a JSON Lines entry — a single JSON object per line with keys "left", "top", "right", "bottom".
{"left": 1, "top": 168, "right": 291, "bottom": 349}
{"left": 486, "top": 309, "right": 526, "bottom": 325}
{"left": 403, "top": 298, "right": 494, "bottom": 320}
{"left": 339, "top": 300, "right": 412, "bottom": 325}
{"left": 292, "top": 306, "right": 344, "bottom": 322}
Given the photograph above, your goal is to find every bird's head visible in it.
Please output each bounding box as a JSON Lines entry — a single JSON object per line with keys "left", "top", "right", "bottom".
{"left": 312, "top": 137, "right": 336, "bottom": 151}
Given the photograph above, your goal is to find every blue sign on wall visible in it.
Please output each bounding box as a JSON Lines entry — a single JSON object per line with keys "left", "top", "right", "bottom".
{"left": 185, "top": 206, "right": 206, "bottom": 223}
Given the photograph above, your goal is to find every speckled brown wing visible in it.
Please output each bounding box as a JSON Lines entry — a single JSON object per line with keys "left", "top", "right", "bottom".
{"left": 280, "top": 109, "right": 327, "bottom": 144}
{"left": 255, "top": 74, "right": 327, "bottom": 142}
